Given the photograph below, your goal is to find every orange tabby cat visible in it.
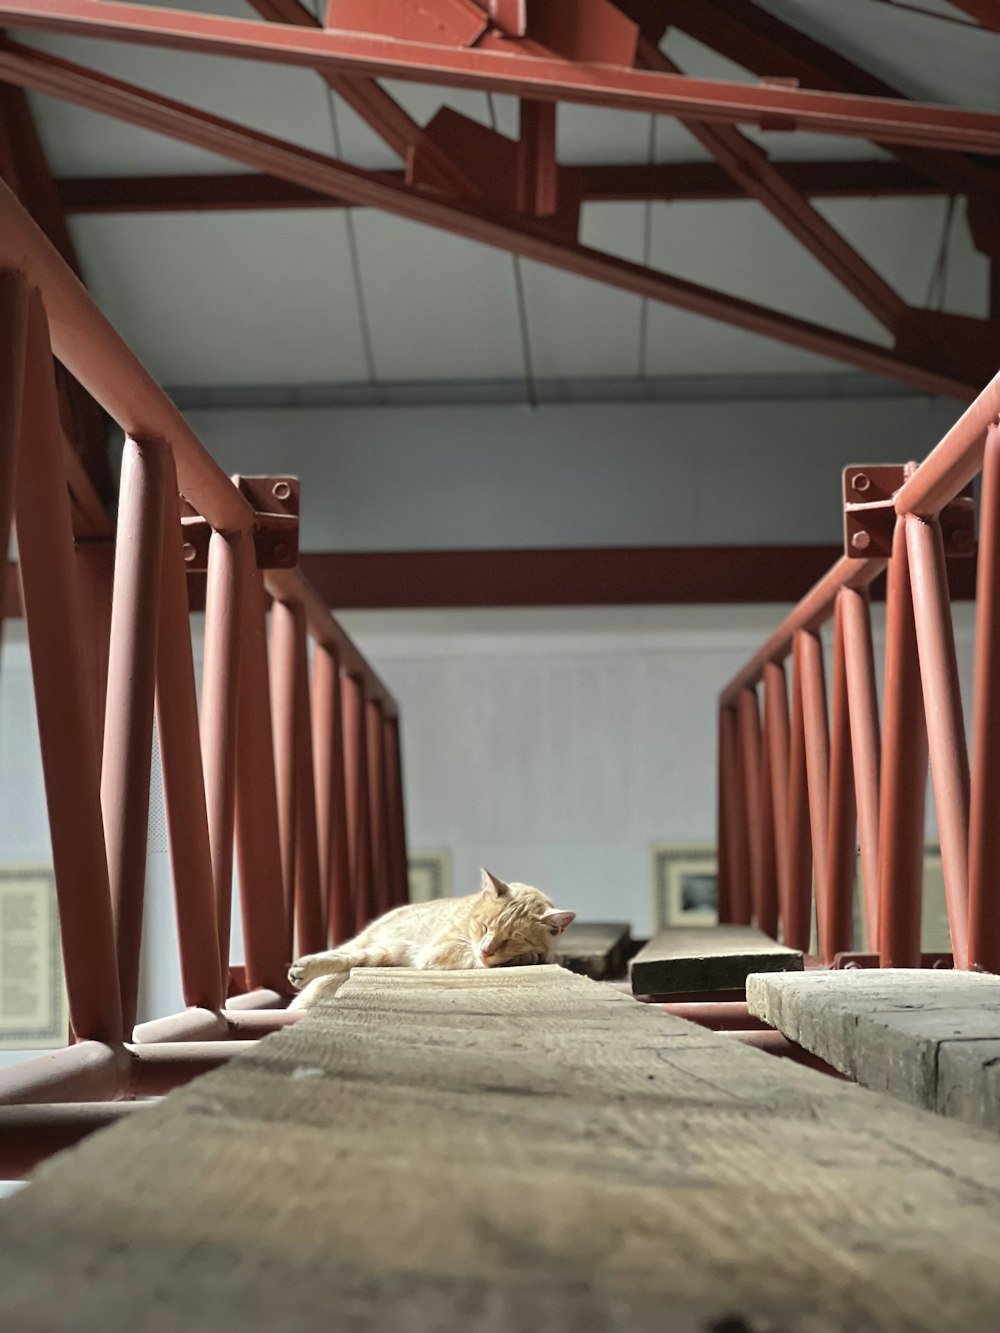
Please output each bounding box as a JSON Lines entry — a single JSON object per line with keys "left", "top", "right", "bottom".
{"left": 288, "top": 869, "right": 575, "bottom": 1009}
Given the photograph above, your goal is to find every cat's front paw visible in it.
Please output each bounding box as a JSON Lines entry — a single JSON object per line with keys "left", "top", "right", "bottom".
{"left": 288, "top": 954, "right": 328, "bottom": 991}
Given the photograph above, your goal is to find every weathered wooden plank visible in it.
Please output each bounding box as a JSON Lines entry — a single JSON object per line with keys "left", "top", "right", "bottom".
{"left": 747, "top": 968, "right": 1000, "bottom": 1133}
{"left": 630, "top": 924, "right": 803, "bottom": 995}
{"left": 555, "top": 920, "right": 631, "bottom": 979}
{"left": 3, "top": 966, "right": 1000, "bottom": 1332}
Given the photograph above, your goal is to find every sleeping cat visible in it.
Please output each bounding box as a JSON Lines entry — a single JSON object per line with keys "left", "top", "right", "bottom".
{"left": 288, "top": 869, "right": 575, "bottom": 1009}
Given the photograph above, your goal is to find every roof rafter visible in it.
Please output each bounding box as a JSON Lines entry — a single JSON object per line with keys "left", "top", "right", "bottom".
{"left": 0, "top": 38, "right": 983, "bottom": 399}
{"left": 2, "top": 0, "right": 1000, "bottom": 154}
{"left": 55, "top": 159, "right": 944, "bottom": 215}
{"left": 639, "top": 38, "right": 908, "bottom": 336}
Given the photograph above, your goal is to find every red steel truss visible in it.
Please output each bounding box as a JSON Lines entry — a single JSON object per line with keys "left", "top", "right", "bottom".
{"left": 718, "top": 370, "right": 1000, "bottom": 974}
{"left": 0, "top": 179, "right": 408, "bottom": 1140}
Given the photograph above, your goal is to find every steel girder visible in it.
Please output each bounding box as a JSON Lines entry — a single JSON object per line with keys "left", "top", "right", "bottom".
{"left": 2, "top": 0, "right": 1000, "bottom": 154}
{"left": 0, "top": 38, "right": 985, "bottom": 399}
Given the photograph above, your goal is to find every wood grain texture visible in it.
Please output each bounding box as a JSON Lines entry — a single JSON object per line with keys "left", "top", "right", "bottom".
{"left": 556, "top": 921, "right": 631, "bottom": 979}
{"left": 3, "top": 966, "right": 1000, "bottom": 1332}
{"left": 747, "top": 968, "right": 1000, "bottom": 1132}
{"left": 630, "top": 925, "right": 803, "bottom": 995}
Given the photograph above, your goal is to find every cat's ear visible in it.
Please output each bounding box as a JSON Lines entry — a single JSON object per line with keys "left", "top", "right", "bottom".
{"left": 541, "top": 909, "right": 575, "bottom": 935}
{"left": 481, "top": 868, "right": 510, "bottom": 898}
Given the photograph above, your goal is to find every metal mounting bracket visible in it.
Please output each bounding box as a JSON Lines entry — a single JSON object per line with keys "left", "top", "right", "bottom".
{"left": 843, "top": 465, "right": 975, "bottom": 560}
{"left": 179, "top": 475, "right": 299, "bottom": 571}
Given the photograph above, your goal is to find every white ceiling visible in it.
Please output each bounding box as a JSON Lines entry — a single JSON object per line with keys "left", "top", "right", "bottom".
{"left": 14, "top": 0, "right": 1000, "bottom": 394}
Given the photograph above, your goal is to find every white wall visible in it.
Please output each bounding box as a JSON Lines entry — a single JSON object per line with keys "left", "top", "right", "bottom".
{"left": 184, "top": 393, "right": 960, "bottom": 552}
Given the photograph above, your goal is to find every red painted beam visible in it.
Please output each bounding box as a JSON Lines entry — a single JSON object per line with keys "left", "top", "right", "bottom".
{"left": 2, "top": 0, "right": 1000, "bottom": 155}
{"left": 54, "top": 160, "right": 943, "bottom": 214}
{"left": 0, "top": 40, "right": 979, "bottom": 398}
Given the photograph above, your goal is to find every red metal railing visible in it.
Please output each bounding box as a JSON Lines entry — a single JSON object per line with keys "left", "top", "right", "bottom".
{"left": 718, "top": 371, "right": 1000, "bottom": 974}
{"left": 0, "top": 179, "right": 407, "bottom": 1141}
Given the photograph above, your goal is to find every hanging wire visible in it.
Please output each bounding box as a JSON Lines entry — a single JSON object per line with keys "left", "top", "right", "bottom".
{"left": 309, "top": 0, "right": 379, "bottom": 384}
{"left": 487, "top": 92, "right": 539, "bottom": 409}
{"left": 637, "top": 114, "right": 658, "bottom": 380}
{"left": 925, "top": 194, "right": 958, "bottom": 311}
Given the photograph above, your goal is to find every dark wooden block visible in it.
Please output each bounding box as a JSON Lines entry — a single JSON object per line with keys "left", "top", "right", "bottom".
{"left": 630, "top": 925, "right": 803, "bottom": 996}
{"left": 556, "top": 921, "right": 631, "bottom": 980}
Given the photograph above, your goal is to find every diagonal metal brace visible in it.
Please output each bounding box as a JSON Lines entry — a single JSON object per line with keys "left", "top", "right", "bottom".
{"left": 844, "top": 465, "right": 974, "bottom": 559}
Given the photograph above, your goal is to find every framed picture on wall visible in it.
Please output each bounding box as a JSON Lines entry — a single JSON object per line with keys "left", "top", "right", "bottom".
{"left": 407, "top": 850, "right": 451, "bottom": 903}
{"left": 0, "top": 866, "right": 67, "bottom": 1050}
{"left": 650, "top": 843, "right": 718, "bottom": 930}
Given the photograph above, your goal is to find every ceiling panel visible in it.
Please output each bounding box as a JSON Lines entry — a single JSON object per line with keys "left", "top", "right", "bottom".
{"left": 519, "top": 204, "right": 646, "bottom": 379}
{"left": 350, "top": 211, "right": 524, "bottom": 381}
{"left": 69, "top": 210, "right": 370, "bottom": 384}
{"left": 757, "top": 0, "right": 1000, "bottom": 108}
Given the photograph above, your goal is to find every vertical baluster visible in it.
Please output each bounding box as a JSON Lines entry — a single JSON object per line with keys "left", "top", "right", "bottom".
{"left": 16, "top": 294, "right": 121, "bottom": 1042}
{"left": 101, "top": 436, "right": 166, "bottom": 1033}
{"left": 383, "top": 714, "right": 409, "bottom": 908}
{"left": 201, "top": 529, "right": 244, "bottom": 986}
{"left": 821, "top": 593, "right": 857, "bottom": 962}
{"left": 737, "top": 687, "right": 768, "bottom": 929}
{"left": 293, "top": 617, "right": 323, "bottom": 956}
{"left": 342, "top": 673, "right": 375, "bottom": 932}
{"left": 366, "top": 698, "right": 391, "bottom": 917}
{"left": 719, "top": 704, "right": 750, "bottom": 924}
{"left": 270, "top": 597, "right": 299, "bottom": 952}
{"left": 797, "top": 629, "right": 829, "bottom": 956}
{"left": 878, "top": 515, "right": 927, "bottom": 968}
{"left": 155, "top": 453, "right": 222, "bottom": 1012}
{"left": 969, "top": 421, "right": 1000, "bottom": 974}
{"left": 313, "top": 642, "right": 353, "bottom": 944}
{"left": 906, "top": 512, "right": 970, "bottom": 967}
{"left": 763, "top": 661, "right": 791, "bottom": 941}
{"left": 784, "top": 637, "right": 814, "bottom": 952}
{"left": 841, "top": 584, "right": 881, "bottom": 951}
{"left": 233, "top": 562, "right": 288, "bottom": 990}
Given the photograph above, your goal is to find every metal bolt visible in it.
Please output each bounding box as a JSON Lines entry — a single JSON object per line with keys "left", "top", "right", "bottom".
{"left": 272, "top": 543, "right": 291, "bottom": 564}
{"left": 949, "top": 529, "right": 973, "bottom": 550}
{"left": 851, "top": 472, "right": 871, "bottom": 494}
{"left": 850, "top": 530, "right": 871, "bottom": 552}
{"left": 181, "top": 542, "right": 197, "bottom": 563}
{"left": 272, "top": 480, "right": 291, "bottom": 502}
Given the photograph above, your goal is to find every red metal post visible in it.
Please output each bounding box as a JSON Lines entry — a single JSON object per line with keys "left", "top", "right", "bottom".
{"left": 233, "top": 562, "right": 289, "bottom": 989}
{"left": 366, "top": 696, "right": 391, "bottom": 916}
{"left": 905, "top": 512, "right": 971, "bottom": 967}
{"left": 100, "top": 435, "right": 166, "bottom": 1033}
{"left": 383, "top": 714, "right": 409, "bottom": 908}
{"left": 312, "top": 642, "right": 353, "bottom": 943}
{"left": 784, "top": 636, "right": 814, "bottom": 951}
{"left": 840, "top": 583, "right": 881, "bottom": 950}
{"left": 821, "top": 592, "right": 857, "bottom": 961}
{"left": 762, "top": 661, "right": 792, "bottom": 943}
{"left": 719, "top": 704, "right": 750, "bottom": 924}
{"left": 968, "top": 422, "right": 1000, "bottom": 974}
{"left": 715, "top": 707, "right": 732, "bottom": 924}
{"left": 155, "top": 455, "right": 224, "bottom": 1012}
{"left": 0, "top": 270, "right": 27, "bottom": 657}
{"left": 16, "top": 295, "right": 122, "bottom": 1042}
{"left": 878, "top": 515, "right": 928, "bottom": 967}
{"left": 270, "top": 596, "right": 300, "bottom": 949}
{"left": 74, "top": 540, "right": 115, "bottom": 753}
{"left": 293, "top": 610, "right": 324, "bottom": 955}
{"left": 737, "top": 687, "right": 770, "bottom": 931}
{"left": 200, "top": 529, "right": 244, "bottom": 981}
{"left": 342, "top": 671, "right": 376, "bottom": 931}
{"left": 797, "top": 628, "right": 830, "bottom": 953}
